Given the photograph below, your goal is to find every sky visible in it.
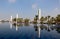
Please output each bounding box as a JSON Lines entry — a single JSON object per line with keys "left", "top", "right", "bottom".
{"left": 0, "top": 0, "right": 60, "bottom": 20}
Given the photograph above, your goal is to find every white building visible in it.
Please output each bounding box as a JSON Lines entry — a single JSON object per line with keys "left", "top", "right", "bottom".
{"left": 16, "top": 14, "right": 18, "bottom": 19}
{"left": 10, "top": 16, "right": 13, "bottom": 22}
{"left": 38, "top": 9, "right": 41, "bottom": 20}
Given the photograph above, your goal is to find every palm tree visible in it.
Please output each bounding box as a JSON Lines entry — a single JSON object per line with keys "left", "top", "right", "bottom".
{"left": 44, "top": 17, "right": 48, "bottom": 23}
{"left": 47, "top": 16, "right": 50, "bottom": 20}
{"left": 50, "top": 17, "right": 55, "bottom": 24}
{"left": 44, "top": 17, "right": 47, "bottom": 21}
{"left": 33, "top": 15, "right": 38, "bottom": 24}
{"left": 13, "top": 18, "right": 16, "bottom": 22}
{"left": 35, "top": 15, "right": 38, "bottom": 20}
{"left": 40, "top": 16, "right": 45, "bottom": 24}
{"left": 24, "top": 18, "right": 30, "bottom": 23}
{"left": 56, "top": 14, "right": 60, "bottom": 24}
{"left": 33, "top": 17, "right": 37, "bottom": 24}
{"left": 17, "top": 18, "right": 23, "bottom": 23}
{"left": 13, "top": 18, "right": 23, "bottom": 23}
{"left": 47, "top": 16, "right": 51, "bottom": 24}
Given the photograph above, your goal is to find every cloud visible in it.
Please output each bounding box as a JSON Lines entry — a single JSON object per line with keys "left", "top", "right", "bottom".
{"left": 32, "top": 3, "right": 38, "bottom": 9}
{"left": 8, "top": 0, "right": 16, "bottom": 3}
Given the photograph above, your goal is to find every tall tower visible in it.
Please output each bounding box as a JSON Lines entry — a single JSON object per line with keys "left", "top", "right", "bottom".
{"left": 16, "top": 14, "right": 18, "bottom": 19}
{"left": 10, "top": 16, "right": 12, "bottom": 22}
{"left": 16, "top": 14, "right": 18, "bottom": 23}
{"left": 38, "top": 9, "right": 41, "bottom": 20}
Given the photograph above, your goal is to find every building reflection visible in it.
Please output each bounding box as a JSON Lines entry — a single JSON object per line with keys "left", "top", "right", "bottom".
{"left": 9, "top": 22, "right": 60, "bottom": 33}
{"left": 34, "top": 24, "right": 41, "bottom": 38}
{"left": 34, "top": 24, "right": 60, "bottom": 38}
{"left": 9, "top": 23, "right": 13, "bottom": 29}
{"left": 55, "top": 24, "right": 60, "bottom": 33}
{"left": 13, "top": 23, "right": 23, "bottom": 26}
{"left": 12, "top": 23, "right": 29, "bottom": 31}
{"left": 38, "top": 26, "right": 41, "bottom": 38}
{"left": 40, "top": 24, "right": 47, "bottom": 30}
{"left": 16, "top": 24, "right": 18, "bottom": 31}
{"left": 13, "top": 23, "right": 23, "bottom": 31}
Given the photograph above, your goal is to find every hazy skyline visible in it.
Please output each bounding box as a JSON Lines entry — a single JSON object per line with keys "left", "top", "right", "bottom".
{"left": 0, "top": 0, "right": 60, "bottom": 20}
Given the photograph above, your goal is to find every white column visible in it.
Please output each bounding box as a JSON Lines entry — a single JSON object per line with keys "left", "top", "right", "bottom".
{"left": 10, "top": 16, "right": 12, "bottom": 22}
{"left": 38, "top": 9, "right": 41, "bottom": 20}
{"left": 38, "top": 26, "right": 41, "bottom": 38}
{"left": 16, "top": 14, "right": 19, "bottom": 23}
{"left": 16, "top": 14, "right": 18, "bottom": 31}
{"left": 16, "top": 14, "right": 18, "bottom": 19}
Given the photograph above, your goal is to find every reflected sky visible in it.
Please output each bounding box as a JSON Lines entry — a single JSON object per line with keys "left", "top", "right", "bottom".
{"left": 0, "top": 22, "right": 60, "bottom": 39}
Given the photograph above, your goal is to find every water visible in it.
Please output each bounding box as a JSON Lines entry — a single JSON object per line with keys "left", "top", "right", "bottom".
{"left": 0, "top": 22, "right": 60, "bottom": 39}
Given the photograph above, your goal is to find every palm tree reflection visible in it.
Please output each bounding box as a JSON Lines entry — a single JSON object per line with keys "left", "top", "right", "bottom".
{"left": 9, "top": 22, "right": 60, "bottom": 34}
{"left": 40, "top": 24, "right": 47, "bottom": 30}
{"left": 34, "top": 24, "right": 41, "bottom": 38}
{"left": 34, "top": 24, "right": 60, "bottom": 38}
{"left": 24, "top": 23, "right": 29, "bottom": 26}
{"left": 12, "top": 23, "right": 29, "bottom": 31}
{"left": 12, "top": 23, "right": 23, "bottom": 31}
{"left": 55, "top": 24, "right": 60, "bottom": 33}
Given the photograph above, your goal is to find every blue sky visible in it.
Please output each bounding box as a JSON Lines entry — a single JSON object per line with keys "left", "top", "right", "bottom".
{"left": 0, "top": 0, "right": 60, "bottom": 20}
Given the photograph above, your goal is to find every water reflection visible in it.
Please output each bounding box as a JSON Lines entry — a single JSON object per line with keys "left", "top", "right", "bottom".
{"left": 9, "top": 23, "right": 12, "bottom": 29}
{"left": 38, "top": 26, "right": 41, "bottom": 38}
{"left": 34, "top": 24, "right": 41, "bottom": 38}
{"left": 9, "top": 23, "right": 60, "bottom": 33}
{"left": 9, "top": 23, "right": 60, "bottom": 34}
{"left": 24, "top": 23, "right": 30, "bottom": 26}
{"left": 33, "top": 24, "right": 60, "bottom": 39}
{"left": 9, "top": 23, "right": 60, "bottom": 39}
{"left": 9, "top": 23, "right": 30, "bottom": 31}
{"left": 13, "top": 23, "right": 23, "bottom": 31}
{"left": 34, "top": 24, "right": 60, "bottom": 33}
{"left": 55, "top": 24, "right": 60, "bottom": 33}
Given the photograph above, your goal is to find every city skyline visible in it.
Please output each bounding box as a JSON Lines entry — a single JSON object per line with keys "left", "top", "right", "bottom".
{"left": 0, "top": 0, "right": 60, "bottom": 20}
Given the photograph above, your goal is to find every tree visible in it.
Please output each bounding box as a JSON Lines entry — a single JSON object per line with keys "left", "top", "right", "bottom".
{"left": 35, "top": 15, "right": 38, "bottom": 21}
{"left": 13, "top": 18, "right": 16, "bottom": 21}
{"left": 47, "top": 16, "right": 51, "bottom": 24}
{"left": 40, "top": 16, "right": 45, "bottom": 24}
{"left": 44, "top": 17, "right": 48, "bottom": 21}
{"left": 47, "top": 16, "right": 50, "bottom": 20}
{"left": 50, "top": 17, "right": 55, "bottom": 24}
{"left": 33, "top": 15, "right": 38, "bottom": 24}
{"left": 13, "top": 18, "right": 23, "bottom": 23}
{"left": 24, "top": 18, "right": 30, "bottom": 23}
{"left": 56, "top": 14, "right": 60, "bottom": 23}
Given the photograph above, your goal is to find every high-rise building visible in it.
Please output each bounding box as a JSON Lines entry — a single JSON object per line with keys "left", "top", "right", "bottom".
{"left": 10, "top": 16, "right": 12, "bottom": 22}
{"left": 16, "top": 14, "right": 18, "bottom": 19}
{"left": 38, "top": 9, "right": 41, "bottom": 20}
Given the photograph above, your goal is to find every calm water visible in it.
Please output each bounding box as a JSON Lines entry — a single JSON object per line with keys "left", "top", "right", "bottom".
{"left": 0, "top": 22, "right": 60, "bottom": 39}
